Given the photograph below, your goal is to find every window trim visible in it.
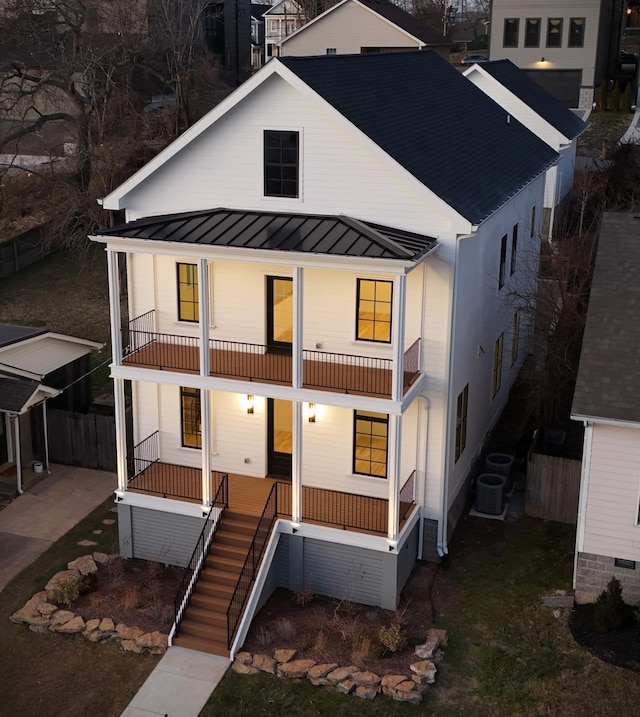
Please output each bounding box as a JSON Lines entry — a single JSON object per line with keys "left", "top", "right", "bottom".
{"left": 498, "top": 235, "right": 507, "bottom": 290}
{"left": 510, "top": 223, "right": 518, "bottom": 276}
{"left": 263, "top": 129, "right": 300, "bottom": 199}
{"left": 455, "top": 384, "right": 469, "bottom": 462}
{"left": 492, "top": 334, "right": 504, "bottom": 398}
{"left": 503, "top": 18, "right": 519, "bottom": 47}
{"left": 180, "top": 386, "right": 202, "bottom": 449}
{"left": 353, "top": 410, "right": 389, "bottom": 479}
{"left": 568, "top": 17, "right": 585, "bottom": 48}
{"left": 524, "top": 18, "right": 541, "bottom": 48}
{"left": 546, "top": 18, "right": 563, "bottom": 48}
{"left": 177, "top": 262, "right": 199, "bottom": 323}
{"left": 356, "top": 278, "right": 393, "bottom": 344}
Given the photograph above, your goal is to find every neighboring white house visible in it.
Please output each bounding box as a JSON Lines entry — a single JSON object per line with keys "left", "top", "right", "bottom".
{"left": 489, "top": 0, "right": 628, "bottom": 108}
{"left": 92, "top": 50, "right": 557, "bottom": 657}
{"left": 464, "top": 59, "right": 586, "bottom": 238}
{"left": 264, "top": 0, "right": 305, "bottom": 60}
{"left": 571, "top": 212, "right": 640, "bottom": 606}
{"left": 278, "top": 0, "right": 452, "bottom": 59}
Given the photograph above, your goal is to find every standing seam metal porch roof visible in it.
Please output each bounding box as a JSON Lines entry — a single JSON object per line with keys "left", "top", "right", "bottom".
{"left": 96, "top": 208, "right": 438, "bottom": 261}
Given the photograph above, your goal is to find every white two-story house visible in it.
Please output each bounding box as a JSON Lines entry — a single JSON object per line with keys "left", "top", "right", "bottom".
{"left": 92, "top": 50, "right": 557, "bottom": 657}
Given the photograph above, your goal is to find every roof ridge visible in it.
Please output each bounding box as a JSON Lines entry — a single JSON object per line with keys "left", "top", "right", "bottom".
{"left": 340, "top": 215, "right": 414, "bottom": 258}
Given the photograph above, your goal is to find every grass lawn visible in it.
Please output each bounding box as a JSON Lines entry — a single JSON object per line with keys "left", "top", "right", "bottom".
{"left": 577, "top": 111, "right": 634, "bottom": 157}
{"left": 0, "top": 246, "right": 114, "bottom": 394}
{"left": 204, "top": 516, "right": 640, "bottom": 717}
{"left": 0, "top": 499, "right": 160, "bottom": 717}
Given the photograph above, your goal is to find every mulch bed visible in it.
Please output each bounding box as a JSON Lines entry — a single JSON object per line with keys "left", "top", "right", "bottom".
{"left": 569, "top": 603, "right": 640, "bottom": 670}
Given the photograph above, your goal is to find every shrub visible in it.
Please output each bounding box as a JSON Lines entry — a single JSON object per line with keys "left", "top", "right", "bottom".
{"left": 378, "top": 619, "right": 408, "bottom": 654}
{"left": 52, "top": 577, "right": 80, "bottom": 606}
{"left": 291, "top": 588, "right": 314, "bottom": 607}
{"left": 593, "top": 577, "right": 633, "bottom": 632}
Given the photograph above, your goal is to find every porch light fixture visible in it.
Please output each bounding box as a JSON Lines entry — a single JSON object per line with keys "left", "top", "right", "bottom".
{"left": 307, "top": 402, "right": 316, "bottom": 423}
{"left": 540, "top": 57, "right": 546, "bottom": 62}
{"left": 246, "top": 395, "right": 254, "bottom": 414}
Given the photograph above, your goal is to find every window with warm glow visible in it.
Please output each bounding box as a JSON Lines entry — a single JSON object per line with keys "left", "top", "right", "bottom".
{"left": 181, "top": 387, "right": 201, "bottom": 448}
{"left": 354, "top": 410, "right": 388, "bottom": 478}
{"left": 356, "top": 279, "right": 392, "bottom": 343}
{"left": 177, "top": 263, "right": 199, "bottom": 322}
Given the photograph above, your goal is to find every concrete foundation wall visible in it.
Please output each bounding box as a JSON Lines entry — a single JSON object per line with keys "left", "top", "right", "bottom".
{"left": 575, "top": 551, "right": 640, "bottom": 605}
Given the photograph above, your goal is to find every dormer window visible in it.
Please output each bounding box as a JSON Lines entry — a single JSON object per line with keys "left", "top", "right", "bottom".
{"left": 264, "top": 130, "right": 299, "bottom": 198}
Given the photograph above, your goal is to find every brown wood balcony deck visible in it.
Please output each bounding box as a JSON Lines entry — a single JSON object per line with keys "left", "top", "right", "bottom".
{"left": 127, "top": 463, "right": 416, "bottom": 536}
{"left": 121, "top": 332, "right": 420, "bottom": 399}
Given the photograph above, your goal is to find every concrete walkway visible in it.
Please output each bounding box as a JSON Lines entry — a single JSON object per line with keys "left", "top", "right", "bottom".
{"left": 0, "top": 463, "right": 116, "bottom": 591}
{"left": 620, "top": 106, "right": 640, "bottom": 144}
{"left": 121, "top": 647, "right": 229, "bottom": 717}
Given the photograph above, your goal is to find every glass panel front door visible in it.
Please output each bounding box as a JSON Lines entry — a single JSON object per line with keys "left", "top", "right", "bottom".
{"left": 267, "top": 398, "right": 292, "bottom": 479}
{"left": 267, "top": 276, "right": 293, "bottom": 352}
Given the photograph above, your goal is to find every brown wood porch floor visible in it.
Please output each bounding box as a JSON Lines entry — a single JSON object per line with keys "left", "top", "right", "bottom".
{"left": 127, "top": 463, "right": 415, "bottom": 536}
{"left": 122, "top": 341, "right": 419, "bottom": 398}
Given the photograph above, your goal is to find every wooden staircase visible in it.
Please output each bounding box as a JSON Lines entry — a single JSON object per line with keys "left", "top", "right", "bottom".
{"left": 172, "top": 510, "right": 260, "bottom": 657}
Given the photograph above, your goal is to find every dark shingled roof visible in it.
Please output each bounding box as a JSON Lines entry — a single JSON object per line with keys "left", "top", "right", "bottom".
{"left": 0, "top": 324, "right": 47, "bottom": 349}
{"left": 279, "top": 52, "right": 558, "bottom": 224}
{"left": 0, "top": 377, "right": 39, "bottom": 414}
{"left": 482, "top": 60, "right": 587, "bottom": 140}
{"left": 356, "top": 0, "right": 450, "bottom": 45}
{"left": 98, "top": 209, "right": 438, "bottom": 261}
{"left": 572, "top": 213, "right": 640, "bottom": 424}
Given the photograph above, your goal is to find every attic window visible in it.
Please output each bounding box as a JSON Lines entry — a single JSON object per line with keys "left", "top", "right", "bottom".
{"left": 569, "top": 18, "right": 585, "bottom": 48}
{"left": 525, "top": 18, "right": 540, "bottom": 48}
{"left": 547, "top": 18, "right": 563, "bottom": 48}
{"left": 503, "top": 18, "right": 519, "bottom": 47}
{"left": 264, "top": 130, "right": 299, "bottom": 198}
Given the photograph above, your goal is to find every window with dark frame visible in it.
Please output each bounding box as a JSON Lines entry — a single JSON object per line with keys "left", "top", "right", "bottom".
{"left": 547, "top": 18, "right": 563, "bottom": 47}
{"left": 499, "top": 235, "right": 507, "bottom": 289}
{"left": 455, "top": 384, "right": 469, "bottom": 462}
{"left": 356, "top": 278, "right": 393, "bottom": 343}
{"left": 181, "top": 387, "right": 201, "bottom": 448}
{"left": 510, "top": 223, "right": 518, "bottom": 275}
{"left": 492, "top": 334, "right": 503, "bottom": 398}
{"left": 264, "top": 130, "right": 299, "bottom": 198}
{"left": 568, "top": 18, "right": 585, "bottom": 47}
{"left": 353, "top": 410, "right": 388, "bottom": 478}
{"left": 503, "top": 18, "right": 519, "bottom": 47}
{"left": 525, "top": 18, "right": 540, "bottom": 47}
{"left": 326, "top": 47, "right": 336, "bottom": 54}
{"left": 177, "top": 262, "right": 199, "bottom": 322}
{"left": 511, "top": 310, "right": 520, "bottom": 366}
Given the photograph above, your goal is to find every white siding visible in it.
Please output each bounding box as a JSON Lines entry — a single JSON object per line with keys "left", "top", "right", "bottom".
{"left": 489, "top": 1, "right": 602, "bottom": 87}
{"left": 583, "top": 423, "right": 640, "bottom": 561}
{"left": 120, "top": 77, "right": 456, "bottom": 240}
{"left": 281, "top": 2, "right": 420, "bottom": 56}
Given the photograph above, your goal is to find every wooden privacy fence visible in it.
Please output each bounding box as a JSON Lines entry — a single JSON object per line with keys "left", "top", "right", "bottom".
{"left": 0, "top": 225, "right": 50, "bottom": 278}
{"left": 526, "top": 453, "right": 582, "bottom": 524}
{"left": 47, "top": 408, "right": 130, "bottom": 472}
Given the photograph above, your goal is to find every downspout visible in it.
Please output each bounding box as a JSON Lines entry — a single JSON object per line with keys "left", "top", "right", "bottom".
{"left": 438, "top": 235, "right": 461, "bottom": 558}
{"left": 14, "top": 414, "right": 23, "bottom": 494}
{"left": 42, "top": 400, "right": 51, "bottom": 474}
{"left": 416, "top": 395, "right": 430, "bottom": 560}
{"left": 573, "top": 420, "right": 593, "bottom": 590}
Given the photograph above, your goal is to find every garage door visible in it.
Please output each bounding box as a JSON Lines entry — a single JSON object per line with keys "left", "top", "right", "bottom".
{"left": 525, "top": 70, "right": 583, "bottom": 107}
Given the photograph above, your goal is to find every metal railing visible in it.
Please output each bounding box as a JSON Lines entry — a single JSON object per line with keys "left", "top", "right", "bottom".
{"left": 302, "top": 349, "right": 392, "bottom": 396}
{"left": 173, "top": 475, "right": 229, "bottom": 634}
{"left": 128, "top": 430, "right": 159, "bottom": 481}
{"left": 125, "top": 309, "right": 156, "bottom": 354}
{"left": 226, "top": 482, "right": 278, "bottom": 648}
{"left": 403, "top": 338, "right": 421, "bottom": 384}
{"left": 123, "top": 313, "right": 199, "bottom": 372}
{"left": 399, "top": 470, "right": 416, "bottom": 523}
{"left": 209, "top": 339, "right": 292, "bottom": 383}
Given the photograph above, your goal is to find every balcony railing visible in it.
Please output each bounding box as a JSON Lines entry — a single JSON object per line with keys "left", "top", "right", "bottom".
{"left": 122, "top": 311, "right": 421, "bottom": 397}
{"left": 399, "top": 470, "right": 416, "bottom": 524}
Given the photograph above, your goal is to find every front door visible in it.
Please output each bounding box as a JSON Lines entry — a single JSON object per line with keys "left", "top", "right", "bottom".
{"left": 267, "top": 398, "right": 292, "bottom": 479}
{"left": 266, "top": 276, "right": 293, "bottom": 353}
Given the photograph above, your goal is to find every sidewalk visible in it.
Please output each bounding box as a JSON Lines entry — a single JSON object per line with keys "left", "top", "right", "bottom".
{"left": 620, "top": 106, "right": 640, "bottom": 144}
{"left": 0, "top": 463, "right": 115, "bottom": 591}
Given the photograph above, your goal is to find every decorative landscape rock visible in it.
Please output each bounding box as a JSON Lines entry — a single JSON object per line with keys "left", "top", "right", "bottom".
{"left": 337, "top": 678, "right": 356, "bottom": 694}
{"left": 327, "top": 665, "right": 358, "bottom": 685}
{"left": 274, "top": 648, "right": 297, "bottom": 663}
{"left": 8, "top": 555, "right": 168, "bottom": 656}
{"left": 232, "top": 661, "right": 259, "bottom": 675}
{"left": 234, "top": 651, "right": 253, "bottom": 665}
{"left": 252, "top": 653, "right": 277, "bottom": 674}
{"left": 307, "top": 663, "right": 338, "bottom": 686}
{"left": 410, "top": 659, "right": 437, "bottom": 684}
{"left": 277, "top": 658, "right": 316, "bottom": 679}
{"left": 355, "top": 685, "right": 378, "bottom": 700}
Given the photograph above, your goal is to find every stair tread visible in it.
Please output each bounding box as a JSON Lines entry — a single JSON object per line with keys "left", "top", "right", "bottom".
{"left": 173, "top": 634, "right": 229, "bottom": 657}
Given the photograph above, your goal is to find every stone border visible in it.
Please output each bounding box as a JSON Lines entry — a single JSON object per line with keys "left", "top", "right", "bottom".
{"left": 9, "top": 553, "right": 168, "bottom": 655}
{"left": 232, "top": 629, "right": 447, "bottom": 704}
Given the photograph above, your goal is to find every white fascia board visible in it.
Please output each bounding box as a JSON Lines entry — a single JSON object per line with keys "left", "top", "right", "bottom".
{"left": 110, "top": 364, "right": 404, "bottom": 414}
{"left": 279, "top": 517, "right": 390, "bottom": 550}
{"left": 117, "top": 490, "right": 209, "bottom": 517}
{"left": 101, "top": 61, "right": 288, "bottom": 210}
{"left": 22, "top": 384, "right": 61, "bottom": 412}
{"left": 89, "top": 234, "right": 422, "bottom": 275}
{"left": 463, "top": 65, "right": 571, "bottom": 146}
{"left": 46, "top": 333, "right": 104, "bottom": 350}
{"left": 278, "top": 0, "right": 350, "bottom": 46}
{"left": 571, "top": 413, "right": 640, "bottom": 430}
{"left": 0, "top": 362, "right": 42, "bottom": 380}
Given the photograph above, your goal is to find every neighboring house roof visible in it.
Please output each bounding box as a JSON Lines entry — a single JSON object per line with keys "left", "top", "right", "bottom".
{"left": 0, "top": 376, "right": 59, "bottom": 415}
{"left": 263, "top": 0, "right": 302, "bottom": 15}
{"left": 572, "top": 213, "right": 640, "bottom": 424}
{"left": 251, "top": 3, "right": 271, "bottom": 20}
{"left": 0, "top": 325, "right": 103, "bottom": 379}
{"left": 96, "top": 208, "right": 438, "bottom": 262}
{"left": 479, "top": 60, "right": 587, "bottom": 141}
{"left": 281, "top": 0, "right": 449, "bottom": 48}
{"left": 279, "top": 52, "right": 558, "bottom": 224}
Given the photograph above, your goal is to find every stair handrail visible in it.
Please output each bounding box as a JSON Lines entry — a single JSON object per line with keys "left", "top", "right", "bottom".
{"left": 226, "top": 482, "right": 278, "bottom": 648}
{"left": 170, "top": 474, "right": 228, "bottom": 642}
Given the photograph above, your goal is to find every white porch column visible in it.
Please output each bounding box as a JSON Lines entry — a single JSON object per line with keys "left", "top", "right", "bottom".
{"left": 292, "top": 267, "right": 303, "bottom": 389}
{"left": 291, "top": 400, "right": 303, "bottom": 522}
{"left": 42, "top": 401, "right": 50, "bottom": 472}
{"left": 14, "top": 415, "right": 22, "bottom": 494}
{"left": 391, "top": 274, "right": 406, "bottom": 402}
{"left": 107, "top": 249, "right": 122, "bottom": 365}
{"left": 114, "top": 377, "right": 128, "bottom": 494}
{"left": 387, "top": 413, "right": 401, "bottom": 541}
{"left": 198, "top": 259, "right": 212, "bottom": 508}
